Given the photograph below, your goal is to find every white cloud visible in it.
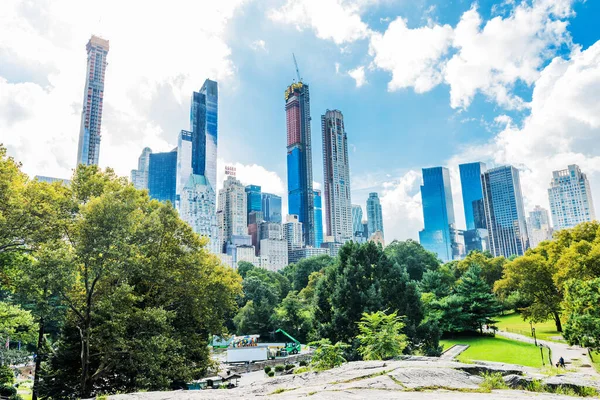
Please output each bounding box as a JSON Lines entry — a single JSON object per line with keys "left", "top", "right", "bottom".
{"left": 348, "top": 66, "right": 367, "bottom": 87}
{"left": 0, "top": 0, "right": 247, "bottom": 179}
{"left": 335, "top": 62, "right": 341, "bottom": 74}
{"left": 380, "top": 170, "right": 423, "bottom": 241}
{"left": 313, "top": 181, "right": 322, "bottom": 190}
{"left": 216, "top": 159, "right": 286, "bottom": 196}
{"left": 268, "top": 0, "right": 375, "bottom": 45}
{"left": 448, "top": 41, "right": 600, "bottom": 222}
{"left": 369, "top": 17, "right": 453, "bottom": 93}
{"left": 250, "top": 39, "right": 267, "bottom": 52}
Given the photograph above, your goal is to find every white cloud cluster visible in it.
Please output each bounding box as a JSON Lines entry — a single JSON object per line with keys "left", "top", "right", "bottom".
{"left": 379, "top": 170, "right": 423, "bottom": 241}
{"left": 268, "top": 0, "right": 374, "bottom": 45}
{"left": 348, "top": 66, "right": 367, "bottom": 87}
{"left": 0, "top": 0, "right": 247, "bottom": 179}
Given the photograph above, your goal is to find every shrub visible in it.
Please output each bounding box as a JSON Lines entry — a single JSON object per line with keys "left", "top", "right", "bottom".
{"left": 356, "top": 310, "right": 407, "bottom": 361}
{"left": 299, "top": 360, "right": 308, "bottom": 366}
{"left": 480, "top": 372, "right": 508, "bottom": 391}
{"left": 285, "top": 364, "right": 295, "bottom": 371}
{"left": 0, "top": 386, "right": 17, "bottom": 397}
{"left": 264, "top": 366, "right": 272, "bottom": 374}
{"left": 268, "top": 371, "right": 275, "bottom": 377}
{"left": 309, "top": 339, "right": 349, "bottom": 371}
{"left": 294, "top": 366, "right": 311, "bottom": 374}
{"left": 0, "top": 366, "right": 14, "bottom": 386}
{"left": 274, "top": 365, "right": 285, "bottom": 372}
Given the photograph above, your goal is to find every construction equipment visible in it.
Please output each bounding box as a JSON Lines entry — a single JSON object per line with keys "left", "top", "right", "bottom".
{"left": 275, "top": 328, "right": 301, "bottom": 355}
{"left": 292, "top": 53, "right": 302, "bottom": 83}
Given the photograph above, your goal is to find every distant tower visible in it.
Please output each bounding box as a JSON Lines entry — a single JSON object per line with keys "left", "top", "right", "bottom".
{"left": 217, "top": 175, "right": 247, "bottom": 252}
{"left": 262, "top": 193, "right": 283, "bottom": 224}
{"left": 459, "top": 162, "right": 488, "bottom": 254}
{"left": 131, "top": 147, "right": 152, "bottom": 190}
{"left": 285, "top": 78, "right": 315, "bottom": 247}
{"left": 548, "top": 165, "right": 596, "bottom": 231}
{"left": 528, "top": 205, "right": 553, "bottom": 248}
{"left": 148, "top": 150, "right": 177, "bottom": 204}
{"left": 191, "top": 79, "right": 219, "bottom": 191}
{"left": 482, "top": 166, "right": 529, "bottom": 257}
{"left": 366, "top": 192, "right": 384, "bottom": 238}
{"left": 352, "top": 205, "right": 363, "bottom": 239}
{"left": 77, "top": 35, "right": 109, "bottom": 166}
{"left": 314, "top": 190, "right": 324, "bottom": 248}
{"left": 322, "top": 109, "right": 353, "bottom": 244}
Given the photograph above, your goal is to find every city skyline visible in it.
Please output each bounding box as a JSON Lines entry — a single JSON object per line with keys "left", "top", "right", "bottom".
{"left": 2, "top": 1, "right": 600, "bottom": 243}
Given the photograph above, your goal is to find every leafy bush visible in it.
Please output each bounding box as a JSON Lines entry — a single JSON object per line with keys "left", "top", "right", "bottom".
{"left": 0, "top": 385, "right": 17, "bottom": 397}
{"left": 356, "top": 310, "right": 407, "bottom": 360}
{"left": 0, "top": 365, "right": 14, "bottom": 386}
{"left": 267, "top": 371, "right": 275, "bottom": 377}
{"left": 299, "top": 360, "right": 308, "bottom": 367}
{"left": 274, "top": 365, "right": 285, "bottom": 372}
{"left": 309, "top": 339, "right": 349, "bottom": 370}
{"left": 264, "top": 366, "right": 271, "bottom": 373}
{"left": 480, "top": 372, "right": 508, "bottom": 391}
{"left": 294, "top": 366, "right": 311, "bottom": 374}
{"left": 285, "top": 364, "right": 295, "bottom": 371}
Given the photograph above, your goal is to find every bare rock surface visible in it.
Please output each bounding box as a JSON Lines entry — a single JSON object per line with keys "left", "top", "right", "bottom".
{"left": 108, "top": 358, "right": 599, "bottom": 400}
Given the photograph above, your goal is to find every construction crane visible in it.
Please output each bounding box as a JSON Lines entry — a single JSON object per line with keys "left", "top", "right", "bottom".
{"left": 292, "top": 53, "right": 302, "bottom": 83}
{"left": 275, "top": 328, "right": 301, "bottom": 355}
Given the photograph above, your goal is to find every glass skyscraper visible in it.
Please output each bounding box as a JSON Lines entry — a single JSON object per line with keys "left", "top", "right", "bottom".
{"left": 548, "top": 165, "right": 596, "bottom": 230}
{"left": 77, "top": 35, "right": 109, "bottom": 166}
{"left": 322, "top": 109, "right": 353, "bottom": 244}
{"left": 148, "top": 150, "right": 177, "bottom": 205}
{"left": 352, "top": 205, "right": 363, "bottom": 237}
{"left": 246, "top": 185, "right": 262, "bottom": 215}
{"left": 459, "top": 162, "right": 487, "bottom": 230}
{"left": 481, "top": 165, "right": 529, "bottom": 258}
{"left": 419, "top": 167, "right": 456, "bottom": 262}
{"left": 314, "top": 189, "right": 323, "bottom": 248}
{"left": 131, "top": 147, "right": 152, "bottom": 190}
{"left": 262, "top": 193, "right": 282, "bottom": 224}
{"left": 366, "top": 192, "right": 384, "bottom": 238}
{"left": 191, "top": 79, "right": 218, "bottom": 191}
{"left": 285, "top": 81, "right": 315, "bottom": 247}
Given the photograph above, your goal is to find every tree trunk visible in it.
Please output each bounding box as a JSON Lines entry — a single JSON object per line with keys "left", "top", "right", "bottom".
{"left": 553, "top": 312, "right": 563, "bottom": 333}
{"left": 32, "top": 317, "right": 45, "bottom": 400}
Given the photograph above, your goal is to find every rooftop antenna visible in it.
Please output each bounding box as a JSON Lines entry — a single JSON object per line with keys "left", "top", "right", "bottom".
{"left": 292, "top": 53, "right": 302, "bottom": 83}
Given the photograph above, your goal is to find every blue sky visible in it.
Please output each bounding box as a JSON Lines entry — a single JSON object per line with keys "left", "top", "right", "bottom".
{"left": 1, "top": 0, "right": 599, "bottom": 241}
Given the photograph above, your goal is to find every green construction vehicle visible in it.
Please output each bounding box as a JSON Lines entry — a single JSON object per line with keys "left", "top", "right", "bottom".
{"left": 275, "top": 328, "right": 301, "bottom": 355}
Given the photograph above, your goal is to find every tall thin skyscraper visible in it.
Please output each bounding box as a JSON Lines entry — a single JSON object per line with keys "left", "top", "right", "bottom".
{"left": 482, "top": 166, "right": 529, "bottom": 258}
{"left": 191, "top": 79, "right": 218, "bottom": 191}
{"left": 419, "top": 167, "right": 456, "bottom": 262}
{"left": 459, "top": 162, "right": 487, "bottom": 230}
{"left": 176, "top": 130, "right": 193, "bottom": 206}
{"left": 217, "top": 175, "right": 247, "bottom": 252}
{"left": 528, "top": 205, "right": 553, "bottom": 248}
{"left": 548, "top": 165, "right": 596, "bottom": 231}
{"left": 283, "top": 214, "right": 304, "bottom": 257}
{"left": 366, "top": 192, "right": 384, "bottom": 238}
{"left": 77, "top": 35, "right": 109, "bottom": 166}
{"left": 321, "top": 109, "right": 353, "bottom": 244}
{"left": 131, "top": 147, "right": 152, "bottom": 190}
{"left": 262, "top": 193, "right": 282, "bottom": 224}
{"left": 285, "top": 81, "right": 315, "bottom": 247}
{"left": 148, "top": 150, "right": 177, "bottom": 204}
{"left": 352, "top": 205, "right": 363, "bottom": 237}
{"left": 246, "top": 185, "right": 262, "bottom": 217}
{"left": 314, "top": 190, "right": 323, "bottom": 248}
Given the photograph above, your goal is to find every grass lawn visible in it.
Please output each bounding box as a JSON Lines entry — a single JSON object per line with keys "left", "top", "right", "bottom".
{"left": 592, "top": 351, "right": 600, "bottom": 373}
{"left": 494, "top": 313, "right": 564, "bottom": 342}
{"left": 440, "top": 335, "right": 547, "bottom": 368}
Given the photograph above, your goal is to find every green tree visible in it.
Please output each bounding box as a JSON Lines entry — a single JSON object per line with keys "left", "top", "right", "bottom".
{"left": 385, "top": 239, "right": 440, "bottom": 281}
{"left": 562, "top": 278, "right": 600, "bottom": 353}
{"left": 495, "top": 253, "right": 563, "bottom": 331}
{"left": 356, "top": 310, "right": 407, "bottom": 360}
{"left": 419, "top": 266, "right": 454, "bottom": 298}
{"left": 271, "top": 291, "right": 313, "bottom": 343}
{"left": 237, "top": 261, "right": 255, "bottom": 279}
{"left": 455, "top": 251, "right": 506, "bottom": 288}
{"left": 309, "top": 339, "right": 349, "bottom": 370}
{"left": 454, "top": 265, "right": 501, "bottom": 333}
{"left": 282, "top": 255, "right": 334, "bottom": 291}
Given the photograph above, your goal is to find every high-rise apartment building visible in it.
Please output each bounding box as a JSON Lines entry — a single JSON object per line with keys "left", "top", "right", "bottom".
{"left": 148, "top": 150, "right": 177, "bottom": 204}
{"left": 366, "top": 192, "right": 384, "bottom": 238}
{"left": 321, "top": 109, "right": 353, "bottom": 244}
{"left": 262, "top": 193, "right": 282, "bottom": 224}
{"left": 482, "top": 166, "right": 529, "bottom": 258}
{"left": 77, "top": 35, "right": 109, "bottom": 166}
{"left": 283, "top": 214, "right": 304, "bottom": 258}
{"left": 179, "top": 174, "right": 220, "bottom": 254}
{"left": 191, "top": 79, "right": 218, "bottom": 191}
{"left": 314, "top": 190, "right": 324, "bottom": 248}
{"left": 176, "top": 130, "right": 193, "bottom": 206}
{"left": 419, "top": 167, "right": 457, "bottom": 262}
{"left": 548, "top": 165, "right": 596, "bottom": 230}
{"left": 285, "top": 81, "right": 315, "bottom": 246}
{"left": 217, "top": 175, "right": 248, "bottom": 252}
{"left": 131, "top": 147, "right": 152, "bottom": 190}
{"left": 260, "top": 239, "right": 288, "bottom": 271}
{"left": 459, "top": 162, "right": 488, "bottom": 254}
{"left": 352, "top": 205, "right": 363, "bottom": 238}
{"left": 528, "top": 205, "right": 553, "bottom": 248}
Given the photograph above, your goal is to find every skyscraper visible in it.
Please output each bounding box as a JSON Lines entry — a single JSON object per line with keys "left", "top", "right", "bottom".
{"left": 482, "top": 165, "right": 529, "bottom": 258}
{"left": 285, "top": 81, "right": 315, "bottom": 247}
{"left": 418, "top": 167, "right": 456, "bottom": 262}
{"left": 217, "top": 175, "right": 247, "bottom": 252}
{"left": 459, "top": 162, "right": 489, "bottom": 254}
{"left": 148, "top": 150, "right": 177, "bottom": 204}
{"left": 77, "top": 35, "right": 109, "bottom": 166}
{"left": 176, "top": 130, "right": 193, "bottom": 206}
{"left": 179, "top": 174, "right": 220, "bottom": 254}
{"left": 262, "top": 193, "right": 282, "bottom": 224}
{"left": 246, "top": 185, "right": 262, "bottom": 218}
{"left": 191, "top": 79, "right": 218, "bottom": 191}
{"left": 548, "top": 165, "right": 596, "bottom": 231}
{"left": 321, "top": 109, "right": 353, "bottom": 244}
{"left": 528, "top": 205, "right": 553, "bottom": 248}
{"left": 314, "top": 189, "right": 324, "bottom": 248}
{"left": 283, "top": 214, "right": 304, "bottom": 258}
{"left": 352, "top": 205, "right": 363, "bottom": 238}
{"left": 366, "top": 192, "right": 384, "bottom": 238}
{"left": 131, "top": 147, "right": 152, "bottom": 190}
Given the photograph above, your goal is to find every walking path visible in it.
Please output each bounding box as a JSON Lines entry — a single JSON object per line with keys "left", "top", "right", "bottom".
{"left": 495, "top": 330, "right": 598, "bottom": 376}
{"left": 440, "top": 344, "right": 469, "bottom": 360}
